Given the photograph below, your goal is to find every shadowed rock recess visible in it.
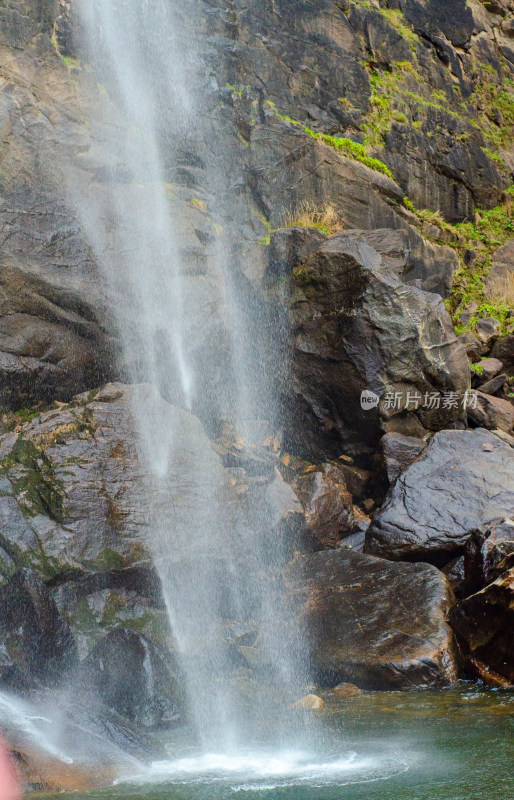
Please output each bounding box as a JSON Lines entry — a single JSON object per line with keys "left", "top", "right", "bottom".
{"left": 1, "top": 0, "right": 514, "bottom": 792}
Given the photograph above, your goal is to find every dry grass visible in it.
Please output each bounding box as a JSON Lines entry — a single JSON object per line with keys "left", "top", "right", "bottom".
{"left": 485, "top": 271, "right": 514, "bottom": 307}
{"left": 283, "top": 202, "right": 344, "bottom": 235}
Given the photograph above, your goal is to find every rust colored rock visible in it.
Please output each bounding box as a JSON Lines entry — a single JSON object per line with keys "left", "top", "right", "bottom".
{"left": 288, "top": 549, "right": 458, "bottom": 690}
{"left": 297, "top": 463, "right": 357, "bottom": 548}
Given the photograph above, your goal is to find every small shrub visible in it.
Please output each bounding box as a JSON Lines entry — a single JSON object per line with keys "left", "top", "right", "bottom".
{"left": 283, "top": 203, "right": 344, "bottom": 235}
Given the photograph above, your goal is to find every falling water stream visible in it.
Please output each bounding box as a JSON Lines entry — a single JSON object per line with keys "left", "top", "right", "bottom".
{"left": 69, "top": 0, "right": 310, "bottom": 757}
{"left": 2, "top": 2, "right": 512, "bottom": 798}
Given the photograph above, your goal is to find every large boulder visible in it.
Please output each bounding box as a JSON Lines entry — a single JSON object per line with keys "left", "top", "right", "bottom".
{"left": 280, "top": 234, "right": 470, "bottom": 457}
{"left": 288, "top": 549, "right": 458, "bottom": 690}
{"left": 0, "top": 382, "right": 231, "bottom": 576}
{"left": 84, "top": 628, "right": 182, "bottom": 728}
{"left": 366, "top": 429, "right": 514, "bottom": 565}
{"left": 0, "top": 569, "right": 77, "bottom": 686}
{"left": 449, "top": 566, "right": 514, "bottom": 685}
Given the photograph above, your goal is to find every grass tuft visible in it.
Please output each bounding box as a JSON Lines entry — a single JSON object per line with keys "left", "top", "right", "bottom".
{"left": 283, "top": 202, "right": 344, "bottom": 235}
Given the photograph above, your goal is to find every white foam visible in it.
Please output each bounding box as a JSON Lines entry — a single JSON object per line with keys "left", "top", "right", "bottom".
{"left": 115, "top": 748, "right": 409, "bottom": 789}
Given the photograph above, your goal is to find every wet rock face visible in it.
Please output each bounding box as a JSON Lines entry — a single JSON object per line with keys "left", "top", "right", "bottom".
{"left": 296, "top": 462, "right": 363, "bottom": 548}
{"left": 85, "top": 628, "right": 182, "bottom": 728}
{"left": 289, "top": 549, "right": 458, "bottom": 690}
{"left": 0, "top": 384, "right": 156, "bottom": 573}
{"left": 0, "top": 569, "right": 77, "bottom": 686}
{"left": 464, "top": 519, "right": 514, "bottom": 593}
{"left": 381, "top": 432, "right": 426, "bottom": 485}
{"left": 449, "top": 567, "right": 514, "bottom": 684}
{"left": 1, "top": 0, "right": 511, "bottom": 415}
{"left": 282, "top": 234, "right": 469, "bottom": 457}
{"left": 366, "top": 429, "right": 514, "bottom": 565}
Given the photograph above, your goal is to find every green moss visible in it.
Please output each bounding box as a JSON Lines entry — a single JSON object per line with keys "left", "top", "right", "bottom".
{"left": 14, "top": 408, "right": 40, "bottom": 424}
{"left": 25, "top": 537, "right": 62, "bottom": 580}
{"left": 0, "top": 438, "right": 65, "bottom": 522}
{"left": 51, "top": 25, "right": 81, "bottom": 70}
{"left": 375, "top": 7, "right": 419, "bottom": 48}
{"left": 254, "top": 213, "right": 272, "bottom": 245}
{"left": 468, "top": 62, "right": 514, "bottom": 149}
{"left": 101, "top": 592, "right": 128, "bottom": 627}
{"left": 404, "top": 188, "right": 514, "bottom": 333}
{"left": 84, "top": 548, "right": 128, "bottom": 572}
{"left": 266, "top": 102, "right": 394, "bottom": 179}
{"left": 292, "top": 266, "right": 315, "bottom": 286}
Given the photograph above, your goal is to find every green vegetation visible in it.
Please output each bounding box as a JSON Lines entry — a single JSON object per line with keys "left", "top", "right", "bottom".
{"left": 469, "top": 63, "right": 514, "bottom": 149}
{"left": 403, "top": 188, "right": 514, "bottom": 335}
{"left": 51, "top": 24, "right": 81, "bottom": 70}
{"left": 0, "top": 437, "right": 65, "bottom": 522}
{"left": 266, "top": 101, "right": 394, "bottom": 179}
{"left": 375, "top": 7, "right": 419, "bottom": 48}
{"left": 283, "top": 202, "right": 344, "bottom": 235}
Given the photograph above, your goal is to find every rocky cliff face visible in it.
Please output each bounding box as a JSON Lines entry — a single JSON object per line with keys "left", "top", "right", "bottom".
{"left": 1, "top": 0, "right": 514, "bottom": 791}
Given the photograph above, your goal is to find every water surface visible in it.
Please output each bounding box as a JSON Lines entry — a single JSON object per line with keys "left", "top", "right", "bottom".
{"left": 34, "top": 688, "right": 514, "bottom": 800}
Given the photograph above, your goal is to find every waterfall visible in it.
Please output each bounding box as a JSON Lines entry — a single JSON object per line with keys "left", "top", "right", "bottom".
{"left": 69, "top": 0, "right": 308, "bottom": 753}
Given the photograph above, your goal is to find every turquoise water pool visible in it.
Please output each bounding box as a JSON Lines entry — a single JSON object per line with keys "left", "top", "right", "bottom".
{"left": 34, "top": 688, "right": 514, "bottom": 800}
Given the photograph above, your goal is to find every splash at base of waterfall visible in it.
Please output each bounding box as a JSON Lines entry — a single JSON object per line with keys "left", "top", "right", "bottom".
{"left": 114, "top": 747, "right": 410, "bottom": 792}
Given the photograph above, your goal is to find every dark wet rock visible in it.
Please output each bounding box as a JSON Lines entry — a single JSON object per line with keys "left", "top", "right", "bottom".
{"left": 442, "top": 556, "right": 466, "bottom": 598}
{"left": 381, "top": 431, "right": 426, "bottom": 484}
{"left": 331, "top": 461, "right": 371, "bottom": 503}
{"left": 467, "top": 391, "right": 514, "bottom": 434}
{"left": 338, "top": 530, "right": 366, "bottom": 553}
{"left": 463, "top": 519, "right": 514, "bottom": 594}
{"left": 0, "top": 644, "right": 25, "bottom": 692}
{"left": 300, "top": 227, "right": 459, "bottom": 297}
{"left": 449, "top": 566, "right": 514, "bottom": 685}
{"left": 296, "top": 463, "right": 359, "bottom": 548}
{"left": 0, "top": 273, "right": 116, "bottom": 413}
{"left": 282, "top": 235, "right": 469, "bottom": 457}
{"left": 365, "top": 429, "right": 514, "bottom": 565}
{"left": 0, "top": 569, "right": 77, "bottom": 686}
{"left": 348, "top": 5, "right": 412, "bottom": 69}
{"left": 268, "top": 228, "right": 326, "bottom": 281}
{"left": 400, "top": 0, "right": 474, "bottom": 49}
{"left": 491, "top": 335, "right": 514, "bottom": 376}
{"left": 85, "top": 628, "right": 182, "bottom": 728}
{"left": 288, "top": 549, "right": 458, "bottom": 690}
